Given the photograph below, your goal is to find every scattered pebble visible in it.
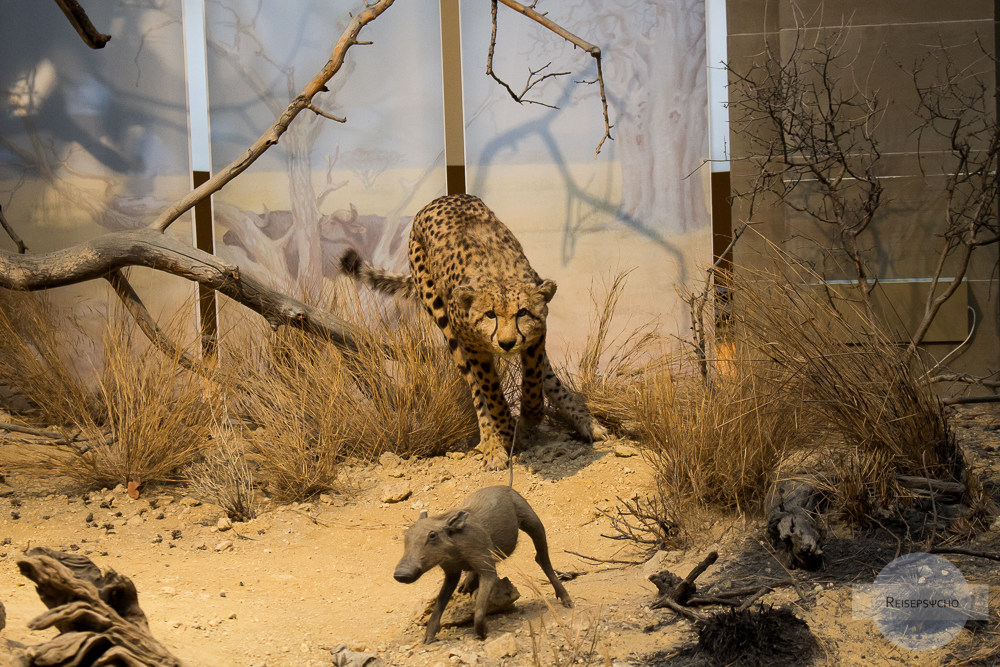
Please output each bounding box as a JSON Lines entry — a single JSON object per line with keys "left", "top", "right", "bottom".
{"left": 614, "top": 445, "right": 637, "bottom": 458}
{"left": 483, "top": 632, "right": 517, "bottom": 659}
{"left": 381, "top": 483, "right": 413, "bottom": 504}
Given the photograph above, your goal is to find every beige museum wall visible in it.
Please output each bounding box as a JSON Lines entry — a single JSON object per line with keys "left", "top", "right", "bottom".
{"left": 727, "top": 0, "right": 1000, "bottom": 380}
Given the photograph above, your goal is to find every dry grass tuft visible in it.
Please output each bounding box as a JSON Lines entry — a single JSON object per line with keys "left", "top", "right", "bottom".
{"left": 0, "top": 292, "right": 212, "bottom": 488}
{"left": 569, "top": 270, "right": 661, "bottom": 433}
{"left": 514, "top": 566, "right": 610, "bottom": 667}
{"left": 631, "top": 341, "right": 802, "bottom": 514}
{"left": 220, "top": 284, "right": 477, "bottom": 502}
{"left": 26, "top": 315, "right": 213, "bottom": 489}
{"left": 726, "top": 259, "right": 960, "bottom": 521}
{"left": 184, "top": 421, "right": 259, "bottom": 521}
{"left": 0, "top": 290, "right": 98, "bottom": 425}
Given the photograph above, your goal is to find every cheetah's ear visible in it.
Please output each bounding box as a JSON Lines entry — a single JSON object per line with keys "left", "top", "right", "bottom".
{"left": 536, "top": 279, "right": 557, "bottom": 303}
{"left": 452, "top": 285, "right": 476, "bottom": 311}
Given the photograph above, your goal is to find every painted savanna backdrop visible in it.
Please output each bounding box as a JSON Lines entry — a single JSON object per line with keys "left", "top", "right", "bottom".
{"left": 1, "top": 0, "right": 710, "bottom": 367}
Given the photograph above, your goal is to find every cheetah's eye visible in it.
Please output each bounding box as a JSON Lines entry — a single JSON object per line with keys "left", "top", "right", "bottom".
{"left": 484, "top": 310, "right": 496, "bottom": 319}
{"left": 516, "top": 308, "right": 528, "bottom": 317}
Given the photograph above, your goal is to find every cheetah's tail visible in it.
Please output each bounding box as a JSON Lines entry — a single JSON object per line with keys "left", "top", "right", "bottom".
{"left": 339, "top": 248, "right": 416, "bottom": 299}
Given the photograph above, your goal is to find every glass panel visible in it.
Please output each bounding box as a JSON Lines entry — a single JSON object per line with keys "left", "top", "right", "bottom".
{"left": 460, "top": 0, "right": 712, "bottom": 361}
{"left": 0, "top": 1, "right": 194, "bottom": 369}
{"left": 205, "top": 0, "right": 447, "bottom": 294}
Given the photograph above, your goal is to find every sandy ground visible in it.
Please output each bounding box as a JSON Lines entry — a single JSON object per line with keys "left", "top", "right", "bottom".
{"left": 1, "top": 409, "right": 999, "bottom": 667}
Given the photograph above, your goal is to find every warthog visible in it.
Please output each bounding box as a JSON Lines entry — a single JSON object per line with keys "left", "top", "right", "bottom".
{"left": 393, "top": 485, "right": 572, "bottom": 642}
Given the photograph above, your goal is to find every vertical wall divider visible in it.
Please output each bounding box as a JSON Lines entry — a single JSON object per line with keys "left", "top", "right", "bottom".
{"left": 192, "top": 170, "right": 218, "bottom": 358}
{"left": 440, "top": 0, "right": 466, "bottom": 195}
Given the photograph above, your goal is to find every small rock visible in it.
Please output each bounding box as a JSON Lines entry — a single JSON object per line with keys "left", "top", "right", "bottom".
{"left": 179, "top": 496, "right": 201, "bottom": 507}
{"left": 483, "top": 632, "right": 517, "bottom": 659}
{"left": 194, "top": 541, "right": 208, "bottom": 550}
{"left": 387, "top": 469, "right": 406, "bottom": 479}
{"left": 319, "top": 493, "right": 334, "bottom": 504}
{"left": 217, "top": 517, "right": 233, "bottom": 532}
{"left": 180, "top": 503, "right": 226, "bottom": 526}
{"left": 991, "top": 515, "right": 1000, "bottom": 532}
{"left": 378, "top": 451, "right": 404, "bottom": 469}
{"left": 113, "top": 484, "right": 126, "bottom": 495}
{"left": 0, "top": 483, "right": 14, "bottom": 498}
{"left": 446, "top": 451, "right": 466, "bottom": 460}
{"left": 331, "top": 643, "right": 385, "bottom": 667}
{"left": 215, "top": 540, "right": 233, "bottom": 552}
{"left": 381, "top": 483, "right": 412, "bottom": 504}
{"left": 614, "top": 445, "right": 637, "bottom": 458}
{"left": 171, "top": 529, "right": 183, "bottom": 540}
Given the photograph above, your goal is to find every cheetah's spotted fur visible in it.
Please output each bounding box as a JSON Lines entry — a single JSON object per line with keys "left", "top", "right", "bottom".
{"left": 340, "top": 194, "right": 606, "bottom": 469}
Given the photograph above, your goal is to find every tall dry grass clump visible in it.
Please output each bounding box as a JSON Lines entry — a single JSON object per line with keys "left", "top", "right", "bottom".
{"left": 221, "top": 285, "right": 477, "bottom": 501}
{"left": 727, "top": 261, "right": 959, "bottom": 517}
{"left": 569, "top": 270, "right": 660, "bottom": 432}
{"left": 0, "top": 290, "right": 98, "bottom": 425}
{"left": 567, "top": 270, "right": 799, "bottom": 514}
{"left": 631, "top": 342, "right": 802, "bottom": 514}
{"left": 185, "top": 421, "right": 259, "bottom": 521}
{"left": 0, "top": 291, "right": 214, "bottom": 488}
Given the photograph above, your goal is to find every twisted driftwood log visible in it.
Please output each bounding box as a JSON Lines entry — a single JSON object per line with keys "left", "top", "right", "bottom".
{"left": 6, "top": 547, "right": 184, "bottom": 666}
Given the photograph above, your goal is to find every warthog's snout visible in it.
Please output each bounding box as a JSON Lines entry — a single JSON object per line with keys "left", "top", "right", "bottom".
{"left": 393, "top": 566, "right": 420, "bottom": 584}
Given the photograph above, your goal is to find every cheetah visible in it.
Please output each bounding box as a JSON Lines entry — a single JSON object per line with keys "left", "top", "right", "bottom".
{"left": 340, "top": 194, "right": 606, "bottom": 469}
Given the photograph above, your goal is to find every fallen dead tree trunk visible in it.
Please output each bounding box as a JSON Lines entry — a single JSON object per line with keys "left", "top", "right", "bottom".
{"left": 6, "top": 547, "right": 184, "bottom": 666}
{"left": 0, "top": 229, "right": 369, "bottom": 355}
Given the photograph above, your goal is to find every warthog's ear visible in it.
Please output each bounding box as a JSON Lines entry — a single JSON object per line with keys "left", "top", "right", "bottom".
{"left": 446, "top": 510, "right": 468, "bottom": 534}
{"left": 536, "top": 279, "right": 557, "bottom": 303}
{"left": 451, "top": 285, "right": 476, "bottom": 312}
{"left": 418, "top": 510, "right": 428, "bottom": 520}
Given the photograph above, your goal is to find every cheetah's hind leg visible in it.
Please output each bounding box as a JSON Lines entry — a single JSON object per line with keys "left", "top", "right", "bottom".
{"left": 541, "top": 361, "right": 609, "bottom": 442}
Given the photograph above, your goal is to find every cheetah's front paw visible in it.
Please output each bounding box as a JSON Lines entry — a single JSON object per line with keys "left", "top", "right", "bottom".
{"left": 589, "top": 419, "right": 610, "bottom": 442}
{"left": 476, "top": 434, "right": 511, "bottom": 471}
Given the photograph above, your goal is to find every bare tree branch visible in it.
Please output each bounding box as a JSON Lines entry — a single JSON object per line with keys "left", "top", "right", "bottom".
{"left": 492, "top": 0, "right": 613, "bottom": 157}
{"left": 0, "top": 230, "right": 372, "bottom": 354}
{"left": 53, "top": 0, "right": 111, "bottom": 49}
{"left": 150, "top": 0, "right": 396, "bottom": 233}
{"left": 104, "top": 269, "right": 228, "bottom": 383}
{"left": 904, "top": 36, "right": 1000, "bottom": 356}
{"left": 0, "top": 204, "right": 27, "bottom": 254}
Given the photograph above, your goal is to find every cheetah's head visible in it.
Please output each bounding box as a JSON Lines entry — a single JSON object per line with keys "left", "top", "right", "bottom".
{"left": 451, "top": 279, "right": 557, "bottom": 356}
